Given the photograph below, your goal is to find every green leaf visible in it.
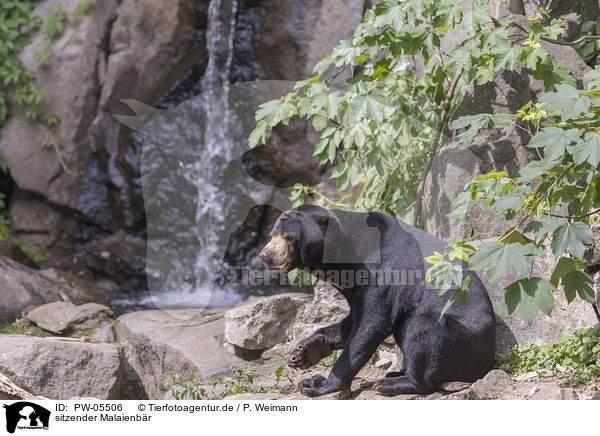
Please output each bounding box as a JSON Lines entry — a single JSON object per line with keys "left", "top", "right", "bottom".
{"left": 499, "top": 278, "right": 556, "bottom": 324}
{"left": 451, "top": 114, "right": 490, "bottom": 149}
{"left": 493, "top": 39, "right": 522, "bottom": 71}
{"left": 349, "top": 94, "right": 386, "bottom": 123}
{"left": 539, "top": 84, "right": 590, "bottom": 122}
{"left": 527, "top": 127, "right": 580, "bottom": 163}
{"left": 571, "top": 132, "right": 600, "bottom": 167}
{"left": 331, "top": 40, "right": 362, "bottom": 66}
{"left": 247, "top": 120, "right": 269, "bottom": 148}
{"left": 550, "top": 257, "right": 581, "bottom": 288}
{"left": 469, "top": 242, "right": 534, "bottom": 283}
{"left": 563, "top": 270, "right": 596, "bottom": 304}
{"left": 440, "top": 276, "right": 472, "bottom": 319}
{"left": 314, "top": 56, "right": 333, "bottom": 75}
{"left": 446, "top": 45, "right": 470, "bottom": 76}
{"left": 551, "top": 222, "right": 594, "bottom": 259}
{"left": 428, "top": 261, "right": 463, "bottom": 296}
{"left": 584, "top": 65, "right": 600, "bottom": 90}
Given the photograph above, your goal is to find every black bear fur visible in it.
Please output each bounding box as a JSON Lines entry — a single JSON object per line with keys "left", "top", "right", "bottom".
{"left": 259, "top": 204, "right": 496, "bottom": 397}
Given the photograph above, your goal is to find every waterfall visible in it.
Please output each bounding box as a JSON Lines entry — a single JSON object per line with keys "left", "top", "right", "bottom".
{"left": 200, "top": 0, "right": 238, "bottom": 91}
{"left": 125, "top": 0, "right": 293, "bottom": 312}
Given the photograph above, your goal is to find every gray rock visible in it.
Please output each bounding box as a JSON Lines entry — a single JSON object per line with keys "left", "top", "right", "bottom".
{"left": 471, "top": 369, "right": 514, "bottom": 399}
{"left": 476, "top": 244, "right": 599, "bottom": 358}
{"left": 304, "top": 281, "right": 350, "bottom": 324}
{"left": 584, "top": 220, "right": 600, "bottom": 267}
{"left": 224, "top": 293, "right": 312, "bottom": 350}
{"left": 442, "top": 369, "right": 513, "bottom": 400}
{"left": 0, "top": 336, "right": 121, "bottom": 399}
{"left": 423, "top": 36, "right": 591, "bottom": 241}
{"left": 0, "top": 256, "right": 109, "bottom": 324}
{"left": 529, "top": 385, "right": 580, "bottom": 400}
{"left": 24, "top": 302, "right": 114, "bottom": 341}
{"left": 88, "top": 0, "right": 197, "bottom": 231}
{"left": 37, "top": 269, "right": 110, "bottom": 307}
{"left": 115, "top": 308, "right": 245, "bottom": 400}
{"left": 256, "top": 0, "right": 365, "bottom": 81}
{"left": 595, "top": 271, "right": 600, "bottom": 317}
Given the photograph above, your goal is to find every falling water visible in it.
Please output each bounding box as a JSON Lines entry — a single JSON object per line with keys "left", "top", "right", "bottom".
{"left": 124, "top": 0, "right": 293, "bottom": 312}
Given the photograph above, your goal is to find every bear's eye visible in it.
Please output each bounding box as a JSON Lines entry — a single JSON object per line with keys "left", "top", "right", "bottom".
{"left": 285, "top": 234, "right": 294, "bottom": 242}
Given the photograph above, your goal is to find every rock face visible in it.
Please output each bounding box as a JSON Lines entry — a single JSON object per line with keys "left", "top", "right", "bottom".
{"left": 115, "top": 308, "right": 245, "bottom": 400}
{"left": 252, "top": 0, "right": 367, "bottom": 187}
{"left": 0, "top": 336, "right": 121, "bottom": 399}
{"left": 224, "top": 293, "right": 312, "bottom": 350}
{"left": 477, "top": 245, "right": 599, "bottom": 358}
{"left": 288, "top": 281, "right": 350, "bottom": 342}
{"left": 0, "top": 255, "right": 109, "bottom": 324}
{"left": 0, "top": 0, "right": 118, "bottom": 259}
{"left": 422, "top": 20, "right": 592, "bottom": 242}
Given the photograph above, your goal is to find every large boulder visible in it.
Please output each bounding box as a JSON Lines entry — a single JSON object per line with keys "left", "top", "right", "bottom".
{"left": 115, "top": 308, "right": 246, "bottom": 400}
{"left": 0, "top": 336, "right": 121, "bottom": 399}
{"left": 0, "top": 256, "right": 109, "bottom": 324}
{"left": 224, "top": 293, "right": 312, "bottom": 351}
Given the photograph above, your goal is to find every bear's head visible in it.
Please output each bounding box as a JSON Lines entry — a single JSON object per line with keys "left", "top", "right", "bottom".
{"left": 258, "top": 205, "right": 341, "bottom": 272}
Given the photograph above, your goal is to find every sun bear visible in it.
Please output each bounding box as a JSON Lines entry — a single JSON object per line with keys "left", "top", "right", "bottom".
{"left": 258, "top": 204, "right": 496, "bottom": 397}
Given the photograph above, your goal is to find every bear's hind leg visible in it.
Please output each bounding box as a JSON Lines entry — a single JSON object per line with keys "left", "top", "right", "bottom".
{"left": 372, "top": 374, "right": 436, "bottom": 395}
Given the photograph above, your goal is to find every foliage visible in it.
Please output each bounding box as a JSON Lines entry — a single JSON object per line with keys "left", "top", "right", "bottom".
{"left": 167, "top": 364, "right": 292, "bottom": 400}
{"left": 265, "top": 356, "right": 295, "bottom": 389}
{"left": 248, "top": 0, "right": 600, "bottom": 324}
{"left": 166, "top": 374, "right": 210, "bottom": 400}
{"left": 0, "top": 318, "right": 26, "bottom": 335}
{"left": 0, "top": 1, "right": 43, "bottom": 126}
{"left": 497, "top": 324, "right": 600, "bottom": 389}
{"left": 449, "top": 78, "right": 600, "bottom": 324}
{"left": 0, "top": 318, "right": 45, "bottom": 337}
{"left": 319, "top": 349, "right": 342, "bottom": 367}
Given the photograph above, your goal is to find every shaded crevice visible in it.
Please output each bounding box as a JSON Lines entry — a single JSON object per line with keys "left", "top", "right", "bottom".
{"left": 0, "top": 166, "right": 14, "bottom": 210}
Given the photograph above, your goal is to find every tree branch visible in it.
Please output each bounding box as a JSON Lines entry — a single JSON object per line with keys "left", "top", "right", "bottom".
{"left": 413, "top": 70, "right": 463, "bottom": 228}
{"left": 1, "top": 371, "right": 45, "bottom": 400}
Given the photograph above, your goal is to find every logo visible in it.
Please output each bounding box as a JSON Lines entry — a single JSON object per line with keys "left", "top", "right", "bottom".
{"left": 2, "top": 402, "right": 50, "bottom": 434}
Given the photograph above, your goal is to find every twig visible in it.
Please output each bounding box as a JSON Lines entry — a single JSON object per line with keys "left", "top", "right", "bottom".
{"left": 543, "top": 208, "right": 600, "bottom": 219}
{"left": 511, "top": 20, "right": 600, "bottom": 47}
{"left": 44, "top": 128, "right": 82, "bottom": 177}
{"left": 413, "top": 69, "right": 464, "bottom": 227}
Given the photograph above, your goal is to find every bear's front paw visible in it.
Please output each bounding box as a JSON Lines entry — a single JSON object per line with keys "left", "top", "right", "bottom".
{"left": 298, "top": 375, "right": 328, "bottom": 397}
{"left": 288, "top": 338, "right": 332, "bottom": 369}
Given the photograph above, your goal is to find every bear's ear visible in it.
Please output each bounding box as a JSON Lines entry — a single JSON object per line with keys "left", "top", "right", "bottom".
{"left": 298, "top": 214, "right": 338, "bottom": 268}
{"left": 316, "top": 213, "right": 341, "bottom": 235}
{"left": 320, "top": 213, "right": 344, "bottom": 264}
